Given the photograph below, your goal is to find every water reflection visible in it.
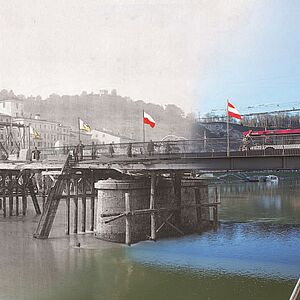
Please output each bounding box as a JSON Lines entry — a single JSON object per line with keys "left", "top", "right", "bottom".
{"left": 129, "top": 223, "right": 300, "bottom": 280}
{"left": 219, "top": 179, "right": 300, "bottom": 223}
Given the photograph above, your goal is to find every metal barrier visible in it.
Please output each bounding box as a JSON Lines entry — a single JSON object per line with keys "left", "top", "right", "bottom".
{"left": 38, "top": 135, "right": 300, "bottom": 161}
{"left": 289, "top": 278, "right": 300, "bottom": 300}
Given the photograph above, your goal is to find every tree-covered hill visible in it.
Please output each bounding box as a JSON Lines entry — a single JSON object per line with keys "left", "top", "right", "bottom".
{"left": 20, "top": 90, "right": 195, "bottom": 141}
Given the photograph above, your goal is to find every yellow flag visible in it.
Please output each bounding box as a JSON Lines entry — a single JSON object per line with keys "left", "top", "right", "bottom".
{"left": 79, "top": 119, "right": 91, "bottom": 133}
{"left": 30, "top": 126, "right": 41, "bottom": 139}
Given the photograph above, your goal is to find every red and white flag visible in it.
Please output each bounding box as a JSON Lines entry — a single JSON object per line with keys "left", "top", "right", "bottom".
{"left": 227, "top": 101, "right": 242, "bottom": 120}
{"left": 143, "top": 111, "right": 156, "bottom": 128}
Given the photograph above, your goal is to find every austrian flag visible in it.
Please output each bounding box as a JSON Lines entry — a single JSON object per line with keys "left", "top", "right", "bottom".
{"left": 227, "top": 101, "right": 242, "bottom": 120}
{"left": 143, "top": 111, "right": 156, "bottom": 128}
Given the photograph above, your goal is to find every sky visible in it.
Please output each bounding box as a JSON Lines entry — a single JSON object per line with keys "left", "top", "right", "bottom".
{"left": 0, "top": 0, "right": 300, "bottom": 115}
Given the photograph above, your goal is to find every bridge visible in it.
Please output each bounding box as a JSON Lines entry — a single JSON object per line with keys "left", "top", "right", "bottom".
{"left": 30, "top": 137, "right": 300, "bottom": 172}
{"left": 0, "top": 137, "right": 299, "bottom": 242}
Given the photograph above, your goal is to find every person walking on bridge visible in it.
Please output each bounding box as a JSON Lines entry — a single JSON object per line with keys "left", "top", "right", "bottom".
{"left": 127, "top": 143, "right": 132, "bottom": 157}
{"left": 77, "top": 141, "right": 84, "bottom": 161}
{"left": 91, "top": 141, "right": 97, "bottom": 160}
{"left": 32, "top": 147, "right": 41, "bottom": 161}
{"left": 108, "top": 143, "right": 114, "bottom": 157}
{"left": 73, "top": 146, "right": 78, "bottom": 162}
{"left": 147, "top": 139, "right": 154, "bottom": 156}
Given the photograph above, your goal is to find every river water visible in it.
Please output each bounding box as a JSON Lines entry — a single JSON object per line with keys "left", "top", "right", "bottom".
{"left": 0, "top": 177, "right": 299, "bottom": 300}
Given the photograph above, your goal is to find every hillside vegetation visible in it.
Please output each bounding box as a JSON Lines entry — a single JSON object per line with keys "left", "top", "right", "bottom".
{"left": 21, "top": 91, "right": 194, "bottom": 141}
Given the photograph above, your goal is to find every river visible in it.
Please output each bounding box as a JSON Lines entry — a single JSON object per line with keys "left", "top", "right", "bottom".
{"left": 0, "top": 176, "right": 299, "bottom": 299}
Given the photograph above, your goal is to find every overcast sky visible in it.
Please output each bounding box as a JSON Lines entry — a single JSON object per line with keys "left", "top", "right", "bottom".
{"left": 0, "top": 0, "right": 300, "bottom": 115}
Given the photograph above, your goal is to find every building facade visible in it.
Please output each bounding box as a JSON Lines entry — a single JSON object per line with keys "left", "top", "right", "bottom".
{"left": 14, "top": 115, "right": 71, "bottom": 148}
{"left": 0, "top": 98, "right": 24, "bottom": 118}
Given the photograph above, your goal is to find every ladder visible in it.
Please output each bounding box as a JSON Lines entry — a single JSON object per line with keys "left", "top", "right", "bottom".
{"left": 33, "top": 155, "right": 70, "bottom": 239}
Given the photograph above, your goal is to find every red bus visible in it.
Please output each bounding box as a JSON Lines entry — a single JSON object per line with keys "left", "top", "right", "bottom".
{"left": 242, "top": 129, "right": 300, "bottom": 151}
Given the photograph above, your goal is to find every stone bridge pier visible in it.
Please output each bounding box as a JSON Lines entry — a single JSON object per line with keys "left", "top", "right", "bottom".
{"left": 95, "top": 173, "right": 219, "bottom": 245}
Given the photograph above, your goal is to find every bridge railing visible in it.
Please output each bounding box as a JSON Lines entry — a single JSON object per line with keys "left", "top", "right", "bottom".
{"left": 38, "top": 135, "right": 300, "bottom": 161}
{"left": 38, "top": 138, "right": 237, "bottom": 161}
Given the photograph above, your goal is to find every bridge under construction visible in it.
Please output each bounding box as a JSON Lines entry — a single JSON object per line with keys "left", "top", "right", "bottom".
{"left": 1, "top": 137, "right": 300, "bottom": 244}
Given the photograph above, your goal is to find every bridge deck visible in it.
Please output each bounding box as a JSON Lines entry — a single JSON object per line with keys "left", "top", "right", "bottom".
{"left": 0, "top": 150, "right": 299, "bottom": 172}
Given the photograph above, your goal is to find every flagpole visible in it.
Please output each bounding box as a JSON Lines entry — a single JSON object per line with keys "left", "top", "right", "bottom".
{"left": 78, "top": 117, "right": 81, "bottom": 143}
{"left": 142, "top": 109, "right": 145, "bottom": 143}
{"left": 227, "top": 99, "right": 230, "bottom": 157}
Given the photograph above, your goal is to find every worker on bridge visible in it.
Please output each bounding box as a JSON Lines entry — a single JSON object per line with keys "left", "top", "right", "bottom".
{"left": 32, "top": 147, "right": 41, "bottom": 161}
{"left": 77, "top": 141, "right": 84, "bottom": 160}
{"left": 108, "top": 143, "right": 114, "bottom": 157}
{"left": 147, "top": 140, "right": 155, "bottom": 156}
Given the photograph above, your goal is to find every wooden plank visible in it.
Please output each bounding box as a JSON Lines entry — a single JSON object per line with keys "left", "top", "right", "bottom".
{"left": 66, "top": 179, "right": 70, "bottom": 235}
{"left": 3, "top": 196, "right": 6, "bottom": 218}
{"left": 156, "top": 213, "right": 173, "bottom": 233}
{"left": 125, "top": 192, "right": 131, "bottom": 245}
{"left": 174, "top": 172, "right": 182, "bottom": 226}
{"left": 22, "top": 174, "right": 27, "bottom": 216}
{"left": 194, "top": 188, "right": 202, "bottom": 228}
{"left": 15, "top": 184, "right": 19, "bottom": 216}
{"left": 73, "top": 178, "right": 78, "bottom": 234}
{"left": 42, "top": 175, "right": 46, "bottom": 211}
{"left": 8, "top": 175, "right": 13, "bottom": 217}
{"left": 90, "top": 171, "right": 95, "bottom": 231}
{"left": 150, "top": 173, "right": 156, "bottom": 241}
{"left": 81, "top": 177, "right": 86, "bottom": 233}
{"left": 28, "top": 177, "right": 41, "bottom": 215}
{"left": 33, "top": 155, "right": 71, "bottom": 239}
{"left": 104, "top": 213, "right": 126, "bottom": 224}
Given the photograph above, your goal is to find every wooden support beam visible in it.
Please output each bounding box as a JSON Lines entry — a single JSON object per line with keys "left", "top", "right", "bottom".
{"left": 104, "top": 213, "right": 126, "bottom": 224}
{"left": 3, "top": 196, "right": 6, "bottom": 218}
{"left": 174, "top": 172, "right": 182, "bottom": 227}
{"left": 81, "top": 177, "right": 86, "bottom": 233}
{"left": 90, "top": 171, "right": 95, "bottom": 231}
{"left": 15, "top": 184, "right": 19, "bottom": 216}
{"left": 125, "top": 192, "right": 131, "bottom": 246}
{"left": 22, "top": 174, "right": 27, "bottom": 216}
{"left": 212, "top": 206, "right": 218, "bottom": 228}
{"left": 150, "top": 173, "right": 156, "bottom": 241}
{"left": 66, "top": 179, "right": 70, "bottom": 235}
{"left": 42, "top": 175, "right": 46, "bottom": 212}
{"left": 156, "top": 213, "right": 173, "bottom": 233}
{"left": 9, "top": 175, "right": 13, "bottom": 217}
{"left": 33, "top": 154, "right": 71, "bottom": 239}
{"left": 28, "top": 177, "right": 41, "bottom": 215}
{"left": 194, "top": 188, "right": 202, "bottom": 229}
{"left": 73, "top": 179, "right": 78, "bottom": 234}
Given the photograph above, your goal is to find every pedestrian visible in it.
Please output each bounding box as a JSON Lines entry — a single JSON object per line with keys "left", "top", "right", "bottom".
{"left": 108, "top": 143, "right": 114, "bottom": 157}
{"left": 32, "top": 146, "right": 41, "bottom": 161}
{"left": 77, "top": 140, "right": 84, "bottom": 160}
{"left": 165, "top": 142, "right": 171, "bottom": 154}
{"left": 147, "top": 139, "right": 154, "bottom": 156}
{"left": 91, "top": 141, "right": 97, "bottom": 160}
{"left": 73, "top": 146, "right": 78, "bottom": 162}
{"left": 127, "top": 143, "right": 132, "bottom": 157}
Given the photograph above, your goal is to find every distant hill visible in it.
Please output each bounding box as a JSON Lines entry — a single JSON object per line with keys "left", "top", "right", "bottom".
{"left": 22, "top": 91, "right": 195, "bottom": 141}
